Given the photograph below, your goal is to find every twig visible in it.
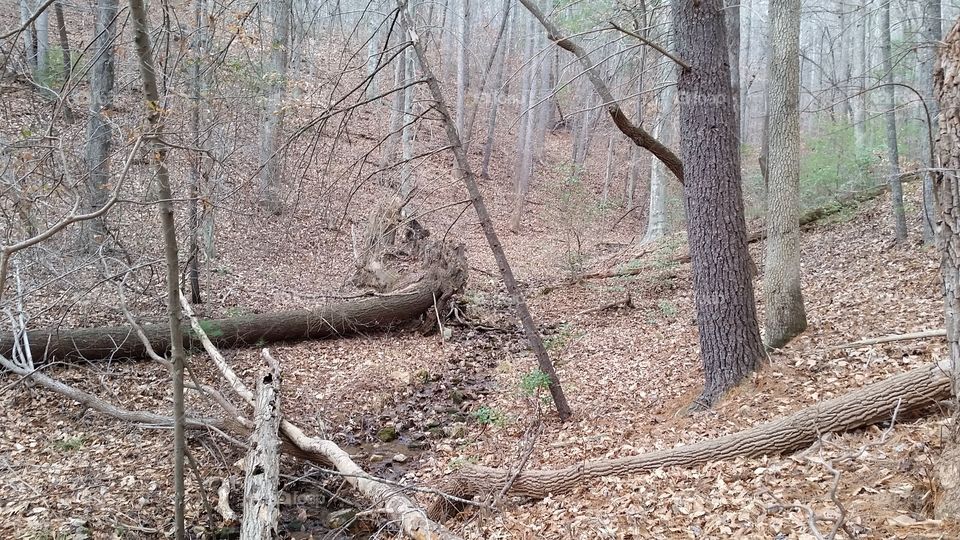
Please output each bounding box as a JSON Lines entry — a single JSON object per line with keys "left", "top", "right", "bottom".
{"left": 575, "top": 292, "right": 634, "bottom": 316}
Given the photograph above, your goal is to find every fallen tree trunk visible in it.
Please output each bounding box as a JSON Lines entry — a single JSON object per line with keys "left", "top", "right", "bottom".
{"left": 240, "top": 370, "right": 281, "bottom": 540}
{"left": 567, "top": 182, "right": 900, "bottom": 286}
{"left": 3, "top": 245, "right": 467, "bottom": 362}
{"left": 430, "top": 360, "right": 952, "bottom": 519}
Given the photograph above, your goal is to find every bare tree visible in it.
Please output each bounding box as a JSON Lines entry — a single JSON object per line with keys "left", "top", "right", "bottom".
{"left": 83, "top": 0, "right": 119, "bottom": 249}
{"left": 880, "top": 0, "right": 907, "bottom": 242}
{"left": 259, "top": 0, "right": 291, "bottom": 214}
{"left": 764, "top": 0, "right": 807, "bottom": 349}
{"left": 129, "top": 0, "right": 188, "bottom": 535}
{"left": 920, "top": 0, "right": 942, "bottom": 245}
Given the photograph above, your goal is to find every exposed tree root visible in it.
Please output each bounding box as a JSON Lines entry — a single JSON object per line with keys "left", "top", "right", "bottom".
{"left": 429, "top": 361, "right": 952, "bottom": 520}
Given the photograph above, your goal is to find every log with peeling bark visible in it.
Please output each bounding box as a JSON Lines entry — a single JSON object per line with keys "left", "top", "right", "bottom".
{"left": 2, "top": 243, "right": 467, "bottom": 362}
{"left": 430, "top": 360, "right": 953, "bottom": 519}
{"left": 240, "top": 371, "right": 281, "bottom": 540}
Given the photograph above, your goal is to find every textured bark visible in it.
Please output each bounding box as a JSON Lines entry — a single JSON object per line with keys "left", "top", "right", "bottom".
{"left": 920, "top": 0, "right": 942, "bottom": 246}
{"left": 258, "top": 0, "right": 290, "bottom": 214}
{"left": 517, "top": 0, "right": 684, "bottom": 182}
{"left": 400, "top": 2, "right": 572, "bottom": 420}
{"left": 674, "top": 0, "right": 765, "bottom": 408}
{"left": 83, "top": 0, "right": 118, "bottom": 248}
{"left": 763, "top": 0, "right": 806, "bottom": 349}
{"left": 432, "top": 361, "right": 952, "bottom": 516}
{"left": 240, "top": 372, "right": 281, "bottom": 540}
{"left": 880, "top": 1, "right": 907, "bottom": 242}
{"left": 934, "top": 21, "right": 960, "bottom": 398}
{"left": 1, "top": 266, "right": 466, "bottom": 362}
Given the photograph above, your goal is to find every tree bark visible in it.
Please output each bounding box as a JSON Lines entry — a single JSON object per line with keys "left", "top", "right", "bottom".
{"left": 674, "top": 0, "right": 765, "bottom": 408}
{"left": 240, "top": 371, "right": 281, "bottom": 540}
{"left": 398, "top": 1, "right": 572, "bottom": 420}
{"left": 934, "top": 20, "right": 960, "bottom": 398}
{"left": 1, "top": 258, "right": 467, "bottom": 362}
{"left": 53, "top": 1, "right": 73, "bottom": 123}
{"left": 645, "top": 68, "right": 676, "bottom": 243}
{"left": 432, "top": 360, "right": 952, "bottom": 517}
{"left": 881, "top": 1, "right": 907, "bottom": 242}
{"left": 920, "top": 0, "right": 943, "bottom": 246}
{"left": 852, "top": 0, "right": 867, "bottom": 153}
{"left": 83, "top": 0, "right": 118, "bottom": 248}
{"left": 258, "top": 0, "right": 290, "bottom": 214}
{"left": 763, "top": 0, "right": 807, "bottom": 349}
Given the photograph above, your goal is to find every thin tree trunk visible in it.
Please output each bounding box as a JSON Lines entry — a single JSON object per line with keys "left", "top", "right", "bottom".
{"left": 20, "top": 0, "right": 37, "bottom": 70}
{"left": 881, "top": 1, "right": 907, "bottom": 242}
{"left": 454, "top": 0, "right": 471, "bottom": 137}
{"left": 852, "top": 0, "right": 867, "bottom": 150}
{"left": 53, "top": 1, "right": 73, "bottom": 123}
{"left": 674, "top": 0, "right": 765, "bottom": 408}
{"left": 129, "top": 0, "right": 187, "bottom": 536}
{"left": 83, "top": 0, "right": 118, "bottom": 249}
{"left": 187, "top": 0, "right": 205, "bottom": 304}
{"left": 741, "top": 0, "right": 752, "bottom": 138}
{"left": 934, "top": 19, "right": 960, "bottom": 398}
{"left": 645, "top": 78, "right": 676, "bottom": 243}
{"left": 511, "top": 9, "right": 537, "bottom": 232}
{"left": 258, "top": 0, "right": 291, "bottom": 214}
{"left": 602, "top": 134, "right": 614, "bottom": 204}
{"left": 724, "top": 0, "right": 741, "bottom": 142}
{"left": 380, "top": 42, "right": 406, "bottom": 184}
{"left": 34, "top": 0, "right": 49, "bottom": 75}
{"left": 399, "top": 1, "right": 572, "bottom": 420}
{"left": 764, "top": 0, "right": 807, "bottom": 349}
{"left": 920, "top": 0, "right": 942, "bottom": 245}
{"left": 480, "top": 1, "right": 512, "bottom": 179}
{"left": 399, "top": 41, "right": 415, "bottom": 204}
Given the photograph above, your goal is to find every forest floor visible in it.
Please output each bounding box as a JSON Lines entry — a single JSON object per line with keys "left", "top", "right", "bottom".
{"left": 0, "top": 43, "right": 956, "bottom": 538}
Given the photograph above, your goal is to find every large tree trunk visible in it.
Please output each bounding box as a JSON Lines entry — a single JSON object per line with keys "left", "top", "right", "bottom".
{"left": 83, "top": 0, "right": 118, "bottom": 248}
{"left": 674, "top": 0, "right": 765, "bottom": 408}
{"left": 935, "top": 19, "right": 960, "bottom": 398}
{"left": 431, "top": 360, "right": 953, "bottom": 517}
{"left": 880, "top": 1, "right": 907, "bottom": 242}
{"left": 763, "top": 0, "right": 807, "bottom": 349}
{"left": 3, "top": 248, "right": 467, "bottom": 362}
{"left": 644, "top": 65, "right": 676, "bottom": 243}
